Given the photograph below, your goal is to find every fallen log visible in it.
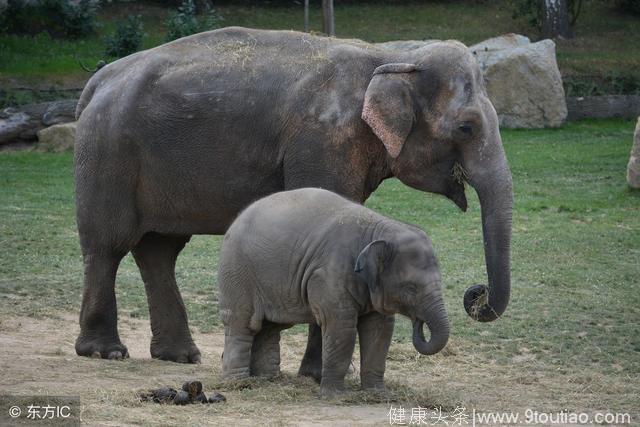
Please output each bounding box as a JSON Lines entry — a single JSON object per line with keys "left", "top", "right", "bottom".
{"left": 0, "top": 99, "right": 77, "bottom": 145}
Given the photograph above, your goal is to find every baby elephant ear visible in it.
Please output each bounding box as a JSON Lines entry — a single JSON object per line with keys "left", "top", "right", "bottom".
{"left": 362, "top": 63, "right": 418, "bottom": 159}
{"left": 354, "top": 240, "right": 391, "bottom": 293}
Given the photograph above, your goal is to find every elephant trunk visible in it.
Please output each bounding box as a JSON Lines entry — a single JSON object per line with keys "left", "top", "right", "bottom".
{"left": 412, "top": 297, "right": 450, "bottom": 355}
{"left": 463, "top": 139, "right": 513, "bottom": 322}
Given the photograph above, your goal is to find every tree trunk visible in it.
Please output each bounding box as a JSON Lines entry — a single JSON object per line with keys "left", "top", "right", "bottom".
{"left": 322, "top": 0, "right": 335, "bottom": 36}
{"left": 304, "top": 0, "right": 310, "bottom": 32}
{"left": 541, "top": 0, "right": 571, "bottom": 39}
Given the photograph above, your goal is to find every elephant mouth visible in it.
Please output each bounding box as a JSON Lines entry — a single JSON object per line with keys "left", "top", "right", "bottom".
{"left": 448, "top": 162, "right": 468, "bottom": 211}
{"left": 447, "top": 185, "right": 468, "bottom": 212}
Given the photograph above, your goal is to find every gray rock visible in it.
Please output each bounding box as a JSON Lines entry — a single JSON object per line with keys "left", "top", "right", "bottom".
{"left": 468, "top": 33, "right": 531, "bottom": 52}
{"left": 36, "top": 121, "right": 76, "bottom": 152}
{"left": 471, "top": 36, "right": 567, "bottom": 129}
{"left": 42, "top": 99, "right": 77, "bottom": 126}
{"left": 627, "top": 117, "right": 640, "bottom": 189}
{"left": 375, "top": 40, "right": 436, "bottom": 51}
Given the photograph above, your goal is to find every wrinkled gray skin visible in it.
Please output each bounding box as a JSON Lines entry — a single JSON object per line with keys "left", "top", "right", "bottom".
{"left": 74, "top": 27, "right": 512, "bottom": 371}
{"left": 219, "top": 188, "right": 449, "bottom": 398}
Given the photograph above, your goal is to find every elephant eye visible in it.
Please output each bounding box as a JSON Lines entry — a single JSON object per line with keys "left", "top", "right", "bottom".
{"left": 459, "top": 123, "right": 473, "bottom": 135}
{"left": 403, "top": 283, "right": 418, "bottom": 295}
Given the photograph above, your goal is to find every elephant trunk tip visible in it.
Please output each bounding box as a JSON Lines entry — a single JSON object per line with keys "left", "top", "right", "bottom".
{"left": 412, "top": 319, "right": 449, "bottom": 356}
{"left": 463, "top": 283, "right": 507, "bottom": 322}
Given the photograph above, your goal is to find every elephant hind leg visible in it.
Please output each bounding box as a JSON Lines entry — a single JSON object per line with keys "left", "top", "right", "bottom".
{"left": 250, "top": 321, "right": 288, "bottom": 377}
{"left": 76, "top": 251, "right": 129, "bottom": 360}
{"left": 298, "top": 323, "right": 323, "bottom": 382}
{"left": 131, "top": 232, "right": 200, "bottom": 363}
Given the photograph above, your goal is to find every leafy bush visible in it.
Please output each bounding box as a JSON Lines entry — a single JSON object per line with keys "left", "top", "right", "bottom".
{"left": 104, "top": 15, "right": 144, "bottom": 58}
{"left": 165, "top": 0, "right": 221, "bottom": 42}
{"left": 563, "top": 74, "right": 640, "bottom": 97}
{"left": 0, "top": 0, "right": 99, "bottom": 38}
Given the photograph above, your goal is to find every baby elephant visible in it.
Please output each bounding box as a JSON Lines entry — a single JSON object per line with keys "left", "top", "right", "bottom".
{"left": 218, "top": 188, "right": 449, "bottom": 397}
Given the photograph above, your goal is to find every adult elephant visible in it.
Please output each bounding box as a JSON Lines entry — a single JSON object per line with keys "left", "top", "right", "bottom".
{"left": 74, "top": 27, "right": 512, "bottom": 374}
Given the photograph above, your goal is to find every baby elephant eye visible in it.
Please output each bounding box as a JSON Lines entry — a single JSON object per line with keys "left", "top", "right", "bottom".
{"left": 458, "top": 122, "right": 473, "bottom": 135}
{"left": 403, "top": 283, "right": 418, "bottom": 295}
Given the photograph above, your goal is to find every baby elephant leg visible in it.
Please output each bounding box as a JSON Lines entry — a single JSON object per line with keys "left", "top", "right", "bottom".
{"left": 222, "top": 328, "right": 253, "bottom": 380}
{"left": 319, "top": 314, "right": 358, "bottom": 399}
{"left": 250, "top": 321, "right": 287, "bottom": 377}
{"left": 358, "top": 312, "right": 394, "bottom": 391}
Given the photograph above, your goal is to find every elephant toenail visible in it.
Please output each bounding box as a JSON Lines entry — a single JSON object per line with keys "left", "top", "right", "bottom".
{"left": 108, "top": 351, "right": 123, "bottom": 360}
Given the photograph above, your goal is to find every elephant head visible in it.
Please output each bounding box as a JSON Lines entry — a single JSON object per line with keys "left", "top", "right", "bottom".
{"left": 362, "top": 41, "right": 513, "bottom": 322}
{"left": 355, "top": 234, "right": 449, "bottom": 355}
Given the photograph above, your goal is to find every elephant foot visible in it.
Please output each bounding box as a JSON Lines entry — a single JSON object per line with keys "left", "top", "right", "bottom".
{"left": 361, "top": 373, "right": 385, "bottom": 392}
{"left": 151, "top": 340, "right": 201, "bottom": 364}
{"left": 222, "top": 366, "right": 251, "bottom": 380}
{"left": 320, "top": 384, "right": 345, "bottom": 400}
{"left": 298, "top": 362, "right": 322, "bottom": 383}
{"left": 76, "top": 334, "right": 129, "bottom": 360}
{"left": 361, "top": 382, "right": 386, "bottom": 393}
{"left": 251, "top": 362, "right": 280, "bottom": 377}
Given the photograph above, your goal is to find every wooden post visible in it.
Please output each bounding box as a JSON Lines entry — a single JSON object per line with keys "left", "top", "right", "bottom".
{"left": 304, "top": 0, "right": 309, "bottom": 32}
{"left": 322, "top": 0, "right": 335, "bottom": 36}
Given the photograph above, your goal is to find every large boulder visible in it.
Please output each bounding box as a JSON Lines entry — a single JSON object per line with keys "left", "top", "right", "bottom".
{"left": 469, "top": 35, "right": 567, "bottom": 129}
{"left": 376, "top": 40, "right": 437, "bottom": 51}
{"left": 376, "top": 34, "right": 567, "bottom": 129}
{"left": 36, "top": 121, "right": 76, "bottom": 152}
{"left": 628, "top": 117, "right": 640, "bottom": 189}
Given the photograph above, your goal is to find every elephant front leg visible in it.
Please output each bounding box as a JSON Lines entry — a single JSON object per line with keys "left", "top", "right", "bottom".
{"left": 319, "top": 314, "right": 358, "bottom": 399}
{"left": 131, "top": 233, "right": 200, "bottom": 363}
{"left": 222, "top": 330, "right": 253, "bottom": 379}
{"left": 358, "top": 312, "right": 394, "bottom": 391}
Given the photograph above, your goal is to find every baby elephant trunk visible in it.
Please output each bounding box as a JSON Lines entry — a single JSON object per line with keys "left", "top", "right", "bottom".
{"left": 412, "top": 298, "right": 450, "bottom": 356}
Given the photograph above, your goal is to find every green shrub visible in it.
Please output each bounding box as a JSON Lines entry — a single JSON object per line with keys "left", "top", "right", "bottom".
{"left": 165, "top": 0, "right": 221, "bottom": 42}
{"left": 0, "top": 0, "right": 99, "bottom": 38}
{"left": 104, "top": 15, "right": 144, "bottom": 58}
{"left": 563, "top": 74, "right": 640, "bottom": 97}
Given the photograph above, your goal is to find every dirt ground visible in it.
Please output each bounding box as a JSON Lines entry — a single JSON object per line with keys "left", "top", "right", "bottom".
{"left": 0, "top": 314, "right": 397, "bottom": 426}
{"left": 0, "top": 313, "right": 637, "bottom": 426}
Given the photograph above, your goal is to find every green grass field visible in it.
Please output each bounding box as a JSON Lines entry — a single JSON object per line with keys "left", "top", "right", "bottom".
{"left": 1, "top": 0, "right": 639, "bottom": 95}
{"left": 1, "top": 119, "right": 639, "bottom": 372}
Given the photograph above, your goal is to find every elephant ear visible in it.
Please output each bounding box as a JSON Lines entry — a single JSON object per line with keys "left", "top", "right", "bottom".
{"left": 362, "top": 63, "right": 418, "bottom": 159}
{"left": 354, "top": 240, "right": 392, "bottom": 310}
